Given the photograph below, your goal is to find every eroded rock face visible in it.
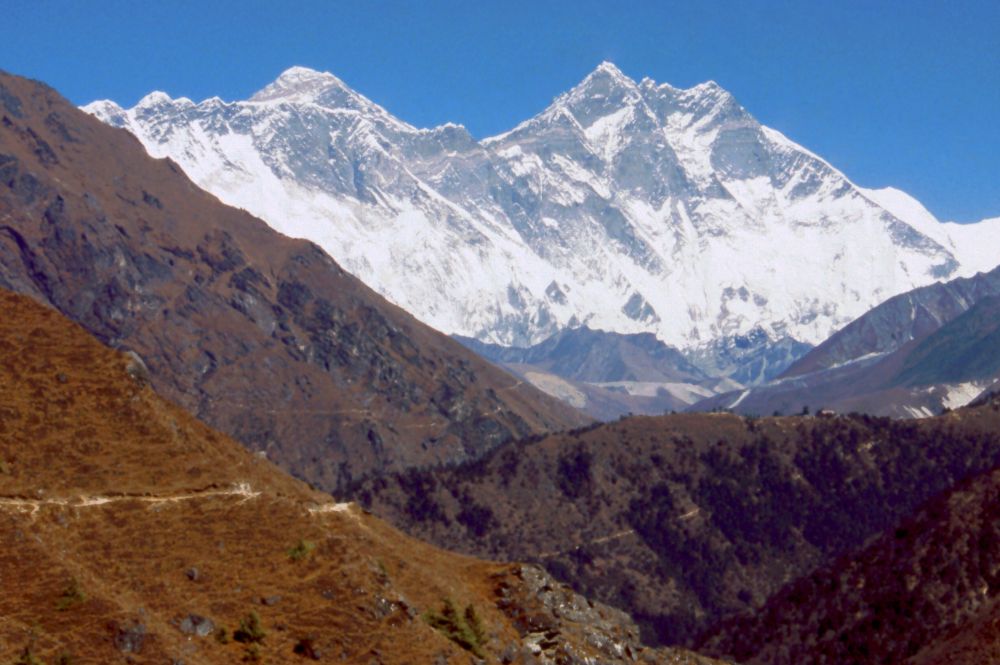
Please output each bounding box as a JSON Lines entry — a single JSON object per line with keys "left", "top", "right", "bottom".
{"left": 493, "top": 565, "right": 726, "bottom": 665}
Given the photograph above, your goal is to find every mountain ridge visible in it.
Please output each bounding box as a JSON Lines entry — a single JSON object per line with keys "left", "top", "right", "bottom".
{"left": 694, "top": 263, "right": 1000, "bottom": 417}
{"left": 84, "top": 64, "right": 1000, "bottom": 376}
{"left": 351, "top": 403, "right": 1000, "bottom": 647}
{"left": 0, "top": 69, "right": 587, "bottom": 496}
{"left": 701, "top": 397, "right": 1000, "bottom": 665}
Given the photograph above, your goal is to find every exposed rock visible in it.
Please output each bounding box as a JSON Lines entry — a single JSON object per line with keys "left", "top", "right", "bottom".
{"left": 111, "top": 620, "right": 147, "bottom": 654}
{"left": 177, "top": 614, "right": 215, "bottom": 637}
{"left": 493, "top": 565, "right": 724, "bottom": 664}
{"left": 123, "top": 349, "right": 150, "bottom": 386}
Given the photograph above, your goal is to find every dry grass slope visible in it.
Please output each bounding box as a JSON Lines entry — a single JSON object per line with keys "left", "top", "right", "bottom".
{"left": 0, "top": 289, "right": 719, "bottom": 664}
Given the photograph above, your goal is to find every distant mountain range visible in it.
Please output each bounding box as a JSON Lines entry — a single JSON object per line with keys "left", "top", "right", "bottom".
{"left": 455, "top": 327, "right": 740, "bottom": 418}
{"left": 84, "top": 63, "right": 1000, "bottom": 384}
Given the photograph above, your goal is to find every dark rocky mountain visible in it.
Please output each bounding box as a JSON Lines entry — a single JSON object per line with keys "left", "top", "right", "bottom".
{"left": 0, "top": 287, "right": 715, "bottom": 665}
{"left": 456, "top": 327, "right": 706, "bottom": 384}
{"left": 0, "top": 70, "right": 588, "bottom": 494}
{"left": 894, "top": 294, "right": 1000, "bottom": 387}
{"left": 350, "top": 403, "right": 1000, "bottom": 647}
{"left": 685, "top": 329, "right": 813, "bottom": 386}
{"left": 694, "top": 264, "right": 1000, "bottom": 418}
{"left": 700, "top": 396, "right": 1000, "bottom": 665}
{"left": 456, "top": 327, "right": 737, "bottom": 418}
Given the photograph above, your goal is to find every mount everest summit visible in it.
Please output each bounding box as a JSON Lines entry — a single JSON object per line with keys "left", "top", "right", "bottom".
{"left": 85, "top": 62, "right": 1000, "bottom": 384}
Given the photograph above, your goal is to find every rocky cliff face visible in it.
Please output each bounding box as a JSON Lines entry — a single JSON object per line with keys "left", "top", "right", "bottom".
{"left": 0, "top": 70, "right": 587, "bottom": 494}
{"left": 84, "top": 63, "right": 1000, "bottom": 379}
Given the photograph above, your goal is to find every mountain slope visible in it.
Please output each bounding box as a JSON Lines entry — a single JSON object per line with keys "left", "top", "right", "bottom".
{"left": 457, "top": 326, "right": 707, "bottom": 384}
{"left": 351, "top": 405, "right": 1000, "bottom": 647}
{"left": 0, "top": 287, "right": 712, "bottom": 665}
{"left": 694, "top": 265, "right": 1000, "bottom": 417}
{"left": 456, "top": 326, "right": 728, "bottom": 417}
{"left": 0, "top": 70, "right": 587, "bottom": 494}
{"left": 782, "top": 264, "right": 1000, "bottom": 378}
{"left": 862, "top": 187, "right": 1000, "bottom": 275}
{"left": 84, "top": 64, "right": 998, "bottom": 368}
{"left": 895, "top": 295, "right": 1000, "bottom": 387}
{"left": 700, "top": 397, "right": 1000, "bottom": 665}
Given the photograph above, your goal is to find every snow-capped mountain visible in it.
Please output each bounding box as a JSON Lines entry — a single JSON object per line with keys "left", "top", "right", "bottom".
{"left": 84, "top": 63, "right": 1000, "bottom": 367}
{"left": 694, "top": 263, "right": 1000, "bottom": 418}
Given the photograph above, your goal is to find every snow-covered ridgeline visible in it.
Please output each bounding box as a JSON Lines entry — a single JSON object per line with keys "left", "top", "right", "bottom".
{"left": 83, "top": 63, "right": 1000, "bottom": 371}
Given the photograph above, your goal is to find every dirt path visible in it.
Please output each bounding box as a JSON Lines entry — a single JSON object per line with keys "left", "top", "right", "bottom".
{"left": 0, "top": 480, "right": 370, "bottom": 528}
{"left": 0, "top": 482, "right": 262, "bottom": 517}
{"left": 306, "top": 501, "right": 354, "bottom": 515}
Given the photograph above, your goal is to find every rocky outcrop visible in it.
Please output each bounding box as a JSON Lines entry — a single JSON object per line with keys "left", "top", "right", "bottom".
{"left": 494, "top": 565, "right": 726, "bottom": 664}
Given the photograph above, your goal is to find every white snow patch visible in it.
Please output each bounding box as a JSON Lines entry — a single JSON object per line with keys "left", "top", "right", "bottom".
{"left": 729, "top": 390, "right": 751, "bottom": 409}
{"left": 942, "top": 381, "right": 993, "bottom": 410}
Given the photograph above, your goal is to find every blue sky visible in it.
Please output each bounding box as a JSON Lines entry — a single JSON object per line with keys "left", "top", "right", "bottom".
{"left": 4, "top": 0, "right": 999, "bottom": 222}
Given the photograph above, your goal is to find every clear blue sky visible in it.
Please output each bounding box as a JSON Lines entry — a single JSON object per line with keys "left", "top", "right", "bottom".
{"left": 4, "top": 0, "right": 999, "bottom": 222}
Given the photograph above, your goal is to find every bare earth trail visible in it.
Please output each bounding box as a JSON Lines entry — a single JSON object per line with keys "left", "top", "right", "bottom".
{"left": 0, "top": 482, "right": 357, "bottom": 519}
{"left": 535, "top": 507, "right": 702, "bottom": 559}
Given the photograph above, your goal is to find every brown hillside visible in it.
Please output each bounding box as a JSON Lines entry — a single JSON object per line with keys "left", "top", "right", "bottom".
{"left": 701, "top": 398, "right": 1000, "bottom": 664}
{"left": 0, "top": 288, "right": 720, "bottom": 665}
{"left": 352, "top": 405, "right": 1000, "bottom": 647}
{"left": 0, "top": 70, "right": 588, "bottom": 494}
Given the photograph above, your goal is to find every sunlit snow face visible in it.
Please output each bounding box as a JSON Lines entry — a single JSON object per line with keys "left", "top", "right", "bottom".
{"left": 82, "top": 63, "right": 995, "bottom": 360}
